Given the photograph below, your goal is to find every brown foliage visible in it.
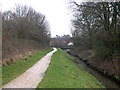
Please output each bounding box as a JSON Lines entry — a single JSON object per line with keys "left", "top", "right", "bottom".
{"left": 2, "top": 5, "right": 50, "bottom": 65}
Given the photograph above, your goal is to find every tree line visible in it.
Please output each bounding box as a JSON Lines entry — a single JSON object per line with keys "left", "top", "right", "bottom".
{"left": 2, "top": 5, "right": 50, "bottom": 61}
{"left": 2, "top": 5, "right": 50, "bottom": 46}
{"left": 71, "top": 1, "right": 120, "bottom": 60}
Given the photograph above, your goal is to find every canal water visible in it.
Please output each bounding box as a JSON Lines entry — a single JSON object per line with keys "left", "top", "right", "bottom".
{"left": 74, "top": 58, "right": 120, "bottom": 88}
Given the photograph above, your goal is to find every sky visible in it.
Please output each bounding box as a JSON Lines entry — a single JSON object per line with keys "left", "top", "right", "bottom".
{"left": 2, "top": 0, "right": 74, "bottom": 37}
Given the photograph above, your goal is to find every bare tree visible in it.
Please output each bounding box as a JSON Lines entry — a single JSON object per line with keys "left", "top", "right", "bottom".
{"left": 70, "top": 1, "right": 120, "bottom": 59}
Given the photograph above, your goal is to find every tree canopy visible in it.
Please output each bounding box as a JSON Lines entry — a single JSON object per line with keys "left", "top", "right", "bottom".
{"left": 71, "top": 1, "right": 120, "bottom": 60}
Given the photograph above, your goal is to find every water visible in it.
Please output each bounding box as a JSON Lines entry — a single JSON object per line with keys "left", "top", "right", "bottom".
{"left": 74, "top": 58, "right": 120, "bottom": 88}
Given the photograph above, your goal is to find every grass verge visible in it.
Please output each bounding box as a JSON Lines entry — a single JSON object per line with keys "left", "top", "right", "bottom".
{"left": 37, "top": 48, "right": 104, "bottom": 88}
{"left": 2, "top": 48, "right": 53, "bottom": 86}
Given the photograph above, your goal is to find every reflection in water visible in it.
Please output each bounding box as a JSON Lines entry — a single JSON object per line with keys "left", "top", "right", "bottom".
{"left": 75, "top": 58, "right": 120, "bottom": 88}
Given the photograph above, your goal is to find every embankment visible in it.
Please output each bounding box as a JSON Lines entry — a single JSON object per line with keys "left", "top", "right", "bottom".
{"left": 37, "top": 48, "right": 104, "bottom": 88}
{"left": 2, "top": 39, "right": 49, "bottom": 66}
{"left": 65, "top": 49, "right": 120, "bottom": 87}
{"left": 2, "top": 48, "right": 52, "bottom": 86}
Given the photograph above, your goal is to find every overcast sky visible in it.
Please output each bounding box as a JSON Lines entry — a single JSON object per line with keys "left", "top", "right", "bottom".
{"left": 2, "top": 0, "right": 75, "bottom": 37}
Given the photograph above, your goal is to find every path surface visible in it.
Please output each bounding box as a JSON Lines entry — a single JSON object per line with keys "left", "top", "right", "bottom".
{"left": 2, "top": 48, "right": 57, "bottom": 88}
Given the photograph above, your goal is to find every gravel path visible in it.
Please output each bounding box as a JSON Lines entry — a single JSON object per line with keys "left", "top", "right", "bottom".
{"left": 2, "top": 48, "right": 57, "bottom": 88}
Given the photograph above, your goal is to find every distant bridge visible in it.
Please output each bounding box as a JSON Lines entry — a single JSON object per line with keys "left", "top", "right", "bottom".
{"left": 61, "top": 47, "right": 74, "bottom": 50}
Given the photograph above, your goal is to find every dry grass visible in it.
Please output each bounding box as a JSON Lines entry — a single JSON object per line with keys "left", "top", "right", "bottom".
{"left": 2, "top": 38, "right": 48, "bottom": 66}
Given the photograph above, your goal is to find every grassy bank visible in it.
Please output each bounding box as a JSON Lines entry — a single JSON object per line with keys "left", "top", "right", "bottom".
{"left": 37, "top": 48, "right": 104, "bottom": 88}
{"left": 2, "top": 48, "right": 53, "bottom": 86}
